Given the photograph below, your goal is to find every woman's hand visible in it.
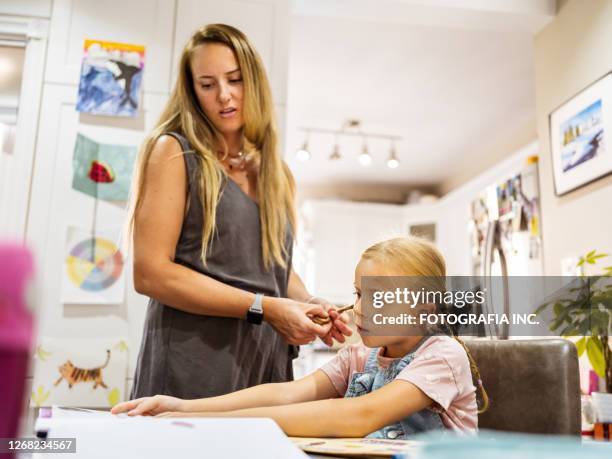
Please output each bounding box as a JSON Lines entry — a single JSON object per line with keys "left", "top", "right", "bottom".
{"left": 264, "top": 297, "right": 332, "bottom": 345}
{"left": 308, "top": 298, "right": 353, "bottom": 347}
{"left": 111, "top": 395, "right": 186, "bottom": 416}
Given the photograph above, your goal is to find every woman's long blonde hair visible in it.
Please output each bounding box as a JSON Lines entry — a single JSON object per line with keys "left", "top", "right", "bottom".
{"left": 129, "top": 24, "right": 295, "bottom": 269}
{"left": 361, "top": 237, "right": 489, "bottom": 414}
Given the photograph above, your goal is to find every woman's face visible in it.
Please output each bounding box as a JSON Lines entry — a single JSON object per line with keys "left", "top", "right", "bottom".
{"left": 190, "top": 43, "right": 244, "bottom": 138}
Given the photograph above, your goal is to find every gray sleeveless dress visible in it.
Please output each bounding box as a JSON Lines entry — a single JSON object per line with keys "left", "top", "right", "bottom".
{"left": 130, "top": 132, "right": 296, "bottom": 400}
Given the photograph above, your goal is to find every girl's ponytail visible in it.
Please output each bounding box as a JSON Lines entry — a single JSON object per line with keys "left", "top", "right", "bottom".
{"left": 452, "top": 335, "right": 489, "bottom": 414}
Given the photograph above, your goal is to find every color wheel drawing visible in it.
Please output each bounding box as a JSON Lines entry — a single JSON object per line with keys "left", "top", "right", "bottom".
{"left": 66, "top": 237, "right": 123, "bottom": 291}
{"left": 62, "top": 227, "right": 126, "bottom": 304}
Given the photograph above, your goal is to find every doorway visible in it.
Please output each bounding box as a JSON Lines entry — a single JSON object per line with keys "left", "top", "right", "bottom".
{"left": 0, "top": 17, "right": 48, "bottom": 238}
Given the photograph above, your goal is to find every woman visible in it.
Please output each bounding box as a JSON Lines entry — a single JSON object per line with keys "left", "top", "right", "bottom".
{"left": 129, "top": 24, "right": 350, "bottom": 400}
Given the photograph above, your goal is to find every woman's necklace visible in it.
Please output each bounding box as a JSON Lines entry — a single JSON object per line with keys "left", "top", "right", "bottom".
{"left": 219, "top": 148, "right": 257, "bottom": 201}
{"left": 225, "top": 151, "right": 246, "bottom": 171}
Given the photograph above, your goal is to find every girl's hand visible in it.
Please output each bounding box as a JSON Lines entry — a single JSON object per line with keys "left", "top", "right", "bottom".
{"left": 155, "top": 411, "right": 192, "bottom": 418}
{"left": 156, "top": 411, "right": 218, "bottom": 419}
{"left": 264, "top": 297, "right": 332, "bottom": 345}
{"left": 311, "top": 299, "right": 353, "bottom": 346}
{"left": 111, "top": 395, "right": 186, "bottom": 416}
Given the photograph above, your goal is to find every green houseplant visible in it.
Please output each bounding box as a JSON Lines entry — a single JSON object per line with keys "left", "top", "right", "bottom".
{"left": 535, "top": 251, "right": 612, "bottom": 392}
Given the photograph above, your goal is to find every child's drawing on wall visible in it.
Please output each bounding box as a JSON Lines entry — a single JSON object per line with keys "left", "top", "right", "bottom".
{"left": 32, "top": 339, "right": 127, "bottom": 407}
{"left": 76, "top": 39, "right": 145, "bottom": 117}
{"left": 54, "top": 349, "right": 111, "bottom": 389}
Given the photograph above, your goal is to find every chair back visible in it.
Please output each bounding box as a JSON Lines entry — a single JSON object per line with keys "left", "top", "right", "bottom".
{"left": 465, "top": 338, "right": 581, "bottom": 435}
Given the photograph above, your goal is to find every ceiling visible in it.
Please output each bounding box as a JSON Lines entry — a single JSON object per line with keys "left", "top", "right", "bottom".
{"left": 284, "top": 0, "right": 556, "bottom": 191}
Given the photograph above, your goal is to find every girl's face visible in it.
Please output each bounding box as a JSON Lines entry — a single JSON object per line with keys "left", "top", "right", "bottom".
{"left": 190, "top": 43, "right": 244, "bottom": 138}
{"left": 354, "top": 257, "right": 430, "bottom": 350}
{"left": 353, "top": 258, "right": 398, "bottom": 349}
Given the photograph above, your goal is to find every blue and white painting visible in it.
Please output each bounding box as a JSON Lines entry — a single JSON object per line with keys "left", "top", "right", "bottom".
{"left": 76, "top": 40, "right": 145, "bottom": 117}
{"left": 559, "top": 99, "right": 605, "bottom": 173}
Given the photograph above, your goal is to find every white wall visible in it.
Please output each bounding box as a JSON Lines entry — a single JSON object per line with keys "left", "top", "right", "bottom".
{"left": 534, "top": 0, "right": 612, "bottom": 275}
{"left": 43, "top": 0, "right": 175, "bottom": 93}
{"left": 299, "top": 199, "right": 408, "bottom": 304}
{"left": 0, "top": 0, "right": 52, "bottom": 18}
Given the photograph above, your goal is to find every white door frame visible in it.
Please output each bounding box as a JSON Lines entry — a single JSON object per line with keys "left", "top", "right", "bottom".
{"left": 0, "top": 16, "right": 48, "bottom": 239}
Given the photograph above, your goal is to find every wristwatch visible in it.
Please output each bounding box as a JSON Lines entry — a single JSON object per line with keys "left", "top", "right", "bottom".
{"left": 246, "top": 293, "right": 264, "bottom": 324}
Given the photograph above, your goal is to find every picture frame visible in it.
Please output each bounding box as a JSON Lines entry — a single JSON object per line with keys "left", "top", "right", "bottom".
{"left": 549, "top": 71, "right": 612, "bottom": 196}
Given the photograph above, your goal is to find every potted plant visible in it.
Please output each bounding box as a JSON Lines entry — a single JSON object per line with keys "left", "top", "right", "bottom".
{"left": 535, "top": 251, "right": 612, "bottom": 392}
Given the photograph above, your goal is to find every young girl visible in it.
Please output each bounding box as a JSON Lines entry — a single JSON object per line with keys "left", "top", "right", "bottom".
{"left": 113, "top": 237, "right": 488, "bottom": 438}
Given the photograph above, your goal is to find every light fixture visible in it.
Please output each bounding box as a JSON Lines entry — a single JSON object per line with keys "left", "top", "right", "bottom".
{"left": 297, "top": 119, "right": 402, "bottom": 166}
{"left": 329, "top": 143, "right": 341, "bottom": 160}
{"left": 295, "top": 138, "right": 310, "bottom": 162}
{"left": 358, "top": 142, "right": 372, "bottom": 166}
{"left": 387, "top": 143, "right": 400, "bottom": 169}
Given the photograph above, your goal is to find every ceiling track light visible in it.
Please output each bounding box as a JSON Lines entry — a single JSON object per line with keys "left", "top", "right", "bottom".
{"left": 295, "top": 120, "right": 402, "bottom": 166}
{"left": 295, "top": 134, "right": 310, "bottom": 162}
{"left": 329, "top": 143, "right": 341, "bottom": 160}
{"left": 387, "top": 142, "right": 400, "bottom": 169}
{"left": 328, "top": 132, "right": 341, "bottom": 160}
{"left": 358, "top": 140, "right": 372, "bottom": 166}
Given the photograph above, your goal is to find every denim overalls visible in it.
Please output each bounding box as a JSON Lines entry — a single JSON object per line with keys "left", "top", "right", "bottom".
{"left": 344, "top": 341, "right": 445, "bottom": 439}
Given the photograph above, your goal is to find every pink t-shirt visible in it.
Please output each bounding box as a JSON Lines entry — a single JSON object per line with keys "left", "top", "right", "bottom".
{"left": 319, "top": 335, "right": 478, "bottom": 432}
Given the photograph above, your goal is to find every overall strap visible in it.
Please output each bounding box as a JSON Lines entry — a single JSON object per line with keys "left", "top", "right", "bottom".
{"left": 363, "top": 348, "right": 380, "bottom": 373}
{"left": 394, "top": 336, "right": 433, "bottom": 373}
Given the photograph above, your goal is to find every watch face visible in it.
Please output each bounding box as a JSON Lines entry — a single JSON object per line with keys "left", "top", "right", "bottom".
{"left": 247, "top": 309, "right": 263, "bottom": 325}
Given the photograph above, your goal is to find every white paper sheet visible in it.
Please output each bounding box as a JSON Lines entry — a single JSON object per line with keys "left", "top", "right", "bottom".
{"left": 35, "top": 406, "right": 126, "bottom": 433}
{"left": 36, "top": 416, "right": 308, "bottom": 459}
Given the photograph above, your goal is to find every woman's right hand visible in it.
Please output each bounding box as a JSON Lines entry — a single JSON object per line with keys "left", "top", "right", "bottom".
{"left": 264, "top": 297, "right": 332, "bottom": 345}
{"left": 111, "top": 395, "right": 186, "bottom": 416}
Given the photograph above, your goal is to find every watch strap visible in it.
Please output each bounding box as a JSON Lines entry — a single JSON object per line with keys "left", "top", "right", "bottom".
{"left": 246, "top": 293, "right": 264, "bottom": 324}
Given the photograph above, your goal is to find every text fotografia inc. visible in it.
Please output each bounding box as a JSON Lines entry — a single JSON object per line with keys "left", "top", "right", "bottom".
{"left": 371, "top": 313, "right": 540, "bottom": 326}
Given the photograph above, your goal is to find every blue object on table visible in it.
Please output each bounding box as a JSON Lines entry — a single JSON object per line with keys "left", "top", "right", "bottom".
{"left": 393, "top": 430, "right": 612, "bottom": 459}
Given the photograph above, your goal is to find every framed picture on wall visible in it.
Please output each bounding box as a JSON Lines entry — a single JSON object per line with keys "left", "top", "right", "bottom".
{"left": 409, "top": 223, "right": 436, "bottom": 242}
{"left": 549, "top": 71, "right": 612, "bottom": 196}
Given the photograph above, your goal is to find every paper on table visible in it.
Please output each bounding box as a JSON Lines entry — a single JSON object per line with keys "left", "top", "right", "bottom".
{"left": 35, "top": 406, "right": 126, "bottom": 433}
{"left": 291, "top": 437, "right": 421, "bottom": 457}
{"left": 51, "top": 406, "right": 122, "bottom": 417}
{"left": 38, "top": 417, "right": 308, "bottom": 459}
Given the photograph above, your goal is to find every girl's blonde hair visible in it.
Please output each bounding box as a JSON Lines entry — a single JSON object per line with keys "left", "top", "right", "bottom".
{"left": 129, "top": 23, "right": 295, "bottom": 269}
{"left": 361, "top": 237, "right": 489, "bottom": 414}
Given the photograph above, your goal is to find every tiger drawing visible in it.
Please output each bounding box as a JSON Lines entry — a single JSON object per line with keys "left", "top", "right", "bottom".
{"left": 54, "top": 349, "right": 110, "bottom": 389}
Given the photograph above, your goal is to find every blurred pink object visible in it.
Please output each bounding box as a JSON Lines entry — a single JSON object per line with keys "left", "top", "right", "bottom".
{"left": 0, "top": 243, "right": 35, "bottom": 443}
{"left": 589, "top": 370, "right": 600, "bottom": 395}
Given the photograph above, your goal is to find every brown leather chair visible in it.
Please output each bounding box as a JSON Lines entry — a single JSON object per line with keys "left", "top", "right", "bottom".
{"left": 465, "top": 338, "right": 581, "bottom": 435}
